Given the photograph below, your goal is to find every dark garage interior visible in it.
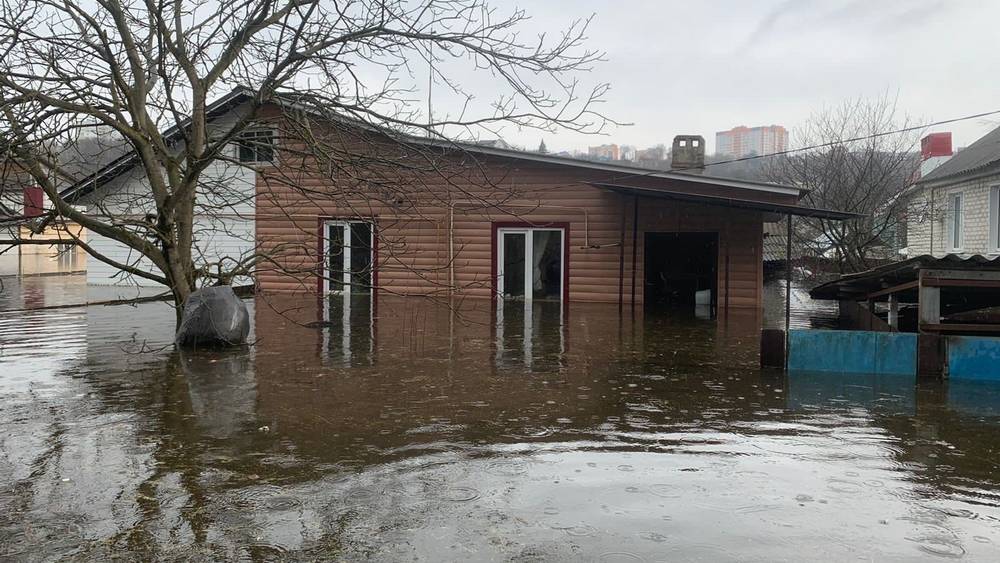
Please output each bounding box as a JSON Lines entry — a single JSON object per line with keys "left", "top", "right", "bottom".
{"left": 644, "top": 232, "right": 718, "bottom": 314}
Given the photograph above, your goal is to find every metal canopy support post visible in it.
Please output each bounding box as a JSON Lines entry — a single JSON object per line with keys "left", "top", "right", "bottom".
{"left": 888, "top": 293, "right": 899, "bottom": 330}
{"left": 618, "top": 197, "right": 626, "bottom": 314}
{"left": 630, "top": 195, "right": 639, "bottom": 317}
{"left": 785, "top": 215, "right": 792, "bottom": 327}
{"left": 917, "top": 269, "right": 944, "bottom": 378}
{"left": 918, "top": 270, "right": 941, "bottom": 329}
{"left": 785, "top": 213, "right": 792, "bottom": 368}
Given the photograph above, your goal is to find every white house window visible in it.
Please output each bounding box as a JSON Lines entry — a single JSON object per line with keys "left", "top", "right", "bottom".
{"left": 324, "top": 221, "right": 374, "bottom": 294}
{"left": 496, "top": 228, "right": 565, "bottom": 301}
{"left": 990, "top": 186, "right": 1000, "bottom": 253}
{"left": 947, "top": 192, "right": 964, "bottom": 252}
{"left": 237, "top": 129, "right": 275, "bottom": 163}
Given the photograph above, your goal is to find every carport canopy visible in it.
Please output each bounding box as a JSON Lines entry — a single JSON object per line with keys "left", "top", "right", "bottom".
{"left": 589, "top": 182, "right": 864, "bottom": 220}
{"left": 810, "top": 254, "right": 1000, "bottom": 302}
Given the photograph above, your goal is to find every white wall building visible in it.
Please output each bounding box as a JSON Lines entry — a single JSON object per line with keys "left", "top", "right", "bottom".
{"left": 59, "top": 91, "right": 264, "bottom": 294}
{"left": 906, "top": 126, "right": 1000, "bottom": 258}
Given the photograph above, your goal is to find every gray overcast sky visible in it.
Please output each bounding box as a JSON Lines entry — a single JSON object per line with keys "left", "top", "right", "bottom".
{"left": 478, "top": 0, "right": 1000, "bottom": 154}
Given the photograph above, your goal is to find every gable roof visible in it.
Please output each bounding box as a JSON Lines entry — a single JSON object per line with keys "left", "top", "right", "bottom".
{"left": 918, "top": 124, "right": 1000, "bottom": 184}
{"left": 59, "top": 87, "right": 253, "bottom": 202}
{"left": 60, "top": 88, "right": 807, "bottom": 202}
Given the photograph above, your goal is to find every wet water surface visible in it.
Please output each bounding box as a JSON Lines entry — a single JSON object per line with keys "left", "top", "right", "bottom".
{"left": 1, "top": 278, "right": 999, "bottom": 561}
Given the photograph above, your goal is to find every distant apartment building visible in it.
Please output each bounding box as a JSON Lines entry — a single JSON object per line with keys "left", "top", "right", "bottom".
{"left": 715, "top": 125, "right": 788, "bottom": 157}
{"left": 588, "top": 143, "right": 620, "bottom": 161}
{"left": 619, "top": 145, "right": 637, "bottom": 161}
{"left": 635, "top": 145, "right": 668, "bottom": 162}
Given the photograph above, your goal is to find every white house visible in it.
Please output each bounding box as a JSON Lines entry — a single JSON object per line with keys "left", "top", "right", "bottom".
{"left": 906, "top": 125, "right": 1000, "bottom": 258}
{"left": 59, "top": 90, "right": 266, "bottom": 292}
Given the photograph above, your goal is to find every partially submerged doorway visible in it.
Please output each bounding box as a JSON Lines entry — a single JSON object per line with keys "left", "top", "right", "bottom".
{"left": 644, "top": 232, "right": 718, "bottom": 316}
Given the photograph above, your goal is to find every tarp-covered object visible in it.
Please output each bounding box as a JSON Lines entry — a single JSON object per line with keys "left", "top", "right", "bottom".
{"left": 175, "top": 286, "right": 250, "bottom": 347}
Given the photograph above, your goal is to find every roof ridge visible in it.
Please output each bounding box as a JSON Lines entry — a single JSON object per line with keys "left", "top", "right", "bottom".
{"left": 59, "top": 88, "right": 805, "bottom": 201}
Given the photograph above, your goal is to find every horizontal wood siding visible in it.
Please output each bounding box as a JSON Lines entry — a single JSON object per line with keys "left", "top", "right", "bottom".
{"left": 256, "top": 150, "right": 766, "bottom": 308}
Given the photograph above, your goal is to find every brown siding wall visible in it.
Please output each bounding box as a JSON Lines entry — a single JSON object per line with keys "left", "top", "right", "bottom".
{"left": 252, "top": 113, "right": 769, "bottom": 308}
{"left": 256, "top": 156, "right": 766, "bottom": 308}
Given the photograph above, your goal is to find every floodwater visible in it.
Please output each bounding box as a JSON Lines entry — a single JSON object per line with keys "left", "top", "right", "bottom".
{"left": 1, "top": 277, "right": 999, "bottom": 561}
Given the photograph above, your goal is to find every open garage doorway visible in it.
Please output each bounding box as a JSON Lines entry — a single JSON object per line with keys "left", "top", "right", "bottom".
{"left": 644, "top": 232, "right": 718, "bottom": 317}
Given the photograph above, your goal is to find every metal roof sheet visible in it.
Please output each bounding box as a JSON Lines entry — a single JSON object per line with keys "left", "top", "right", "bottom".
{"left": 809, "top": 254, "right": 1000, "bottom": 301}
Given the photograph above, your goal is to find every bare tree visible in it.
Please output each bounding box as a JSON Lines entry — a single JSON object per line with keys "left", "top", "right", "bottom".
{"left": 764, "top": 96, "right": 920, "bottom": 273}
{"left": 0, "top": 0, "right": 609, "bottom": 326}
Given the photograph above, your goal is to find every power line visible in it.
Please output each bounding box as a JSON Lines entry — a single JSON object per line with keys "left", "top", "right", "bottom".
{"left": 608, "top": 107, "right": 1000, "bottom": 182}
{"left": 701, "top": 107, "right": 1000, "bottom": 169}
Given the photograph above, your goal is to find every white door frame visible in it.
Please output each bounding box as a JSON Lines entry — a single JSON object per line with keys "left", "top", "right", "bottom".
{"left": 496, "top": 227, "right": 565, "bottom": 301}
{"left": 322, "top": 220, "right": 376, "bottom": 365}
{"left": 323, "top": 220, "right": 375, "bottom": 294}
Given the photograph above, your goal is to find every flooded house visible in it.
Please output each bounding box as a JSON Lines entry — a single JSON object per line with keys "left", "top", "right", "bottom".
{"left": 246, "top": 96, "right": 854, "bottom": 316}
{"left": 46, "top": 90, "right": 854, "bottom": 316}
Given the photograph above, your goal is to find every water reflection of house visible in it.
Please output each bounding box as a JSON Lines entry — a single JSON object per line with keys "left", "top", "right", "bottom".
{"left": 252, "top": 295, "right": 768, "bottom": 459}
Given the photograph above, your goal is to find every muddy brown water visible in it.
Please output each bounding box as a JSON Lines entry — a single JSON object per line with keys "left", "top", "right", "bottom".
{"left": 1, "top": 276, "right": 999, "bottom": 561}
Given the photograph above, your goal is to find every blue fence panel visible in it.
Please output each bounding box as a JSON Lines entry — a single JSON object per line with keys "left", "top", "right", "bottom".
{"left": 787, "top": 330, "right": 916, "bottom": 376}
{"left": 874, "top": 332, "right": 918, "bottom": 376}
{"left": 947, "top": 336, "right": 1000, "bottom": 381}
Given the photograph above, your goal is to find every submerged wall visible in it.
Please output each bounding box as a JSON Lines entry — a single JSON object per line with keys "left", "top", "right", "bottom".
{"left": 787, "top": 329, "right": 1000, "bottom": 381}
{"left": 947, "top": 336, "right": 1000, "bottom": 381}
{"left": 787, "top": 330, "right": 917, "bottom": 376}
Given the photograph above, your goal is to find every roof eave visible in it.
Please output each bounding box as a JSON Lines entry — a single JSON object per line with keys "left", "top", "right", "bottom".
{"left": 57, "top": 88, "right": 807, "bottom": 201}
{"left": 590, "top": 182, "right": 861, "bottom": 220}
{"left": 915, "top": 162, "right": 1000, "bottom": 188}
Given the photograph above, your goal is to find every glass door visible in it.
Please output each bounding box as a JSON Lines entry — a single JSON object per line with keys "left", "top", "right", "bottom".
{"left": 501, "top": 231, "right": 527, "bottom": 299}
{"left": 497, "top": 228, "right": 564, "bottom": 301}
{"left": 325, "top": 221, "right": 373, "bottom": 294}
{"left": 323, "top": 220, "right": 375, "bottom": 366}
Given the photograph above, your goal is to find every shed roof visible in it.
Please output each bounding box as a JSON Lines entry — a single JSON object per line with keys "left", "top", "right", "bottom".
{"left": 918, "top": 124, "right": 1000, "bottom": 184}
{"left": 809, "top": 254, "right": 1000, "bottom": 301}
{"left": 590, "top": 182, "right": 862, "bottom": 220}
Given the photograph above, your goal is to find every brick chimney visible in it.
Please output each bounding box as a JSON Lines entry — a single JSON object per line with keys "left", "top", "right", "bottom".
{"left": 671, "top": 135, "right": 705, "bottom": 173}
{"left": 23, "top": 186, "right": 45, "bottom": 218}
{"left": 919, "top": 132, "right": 953, "bottom": 178}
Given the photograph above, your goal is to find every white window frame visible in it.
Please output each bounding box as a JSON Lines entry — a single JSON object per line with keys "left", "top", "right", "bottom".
{"left": 236, "top": 128, "right": 277, "bottom": 164}
{"left": 990, "top": 185, "right": 1000, "bottom": 254}
{"left": 323, "top": 220, "right": 375, "bottom": 294}
{"left": 496, "top": 227, "right": 566, "bottom": 302}
{"left": 947, "top": 191, "right": 964, "bottom": 252}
